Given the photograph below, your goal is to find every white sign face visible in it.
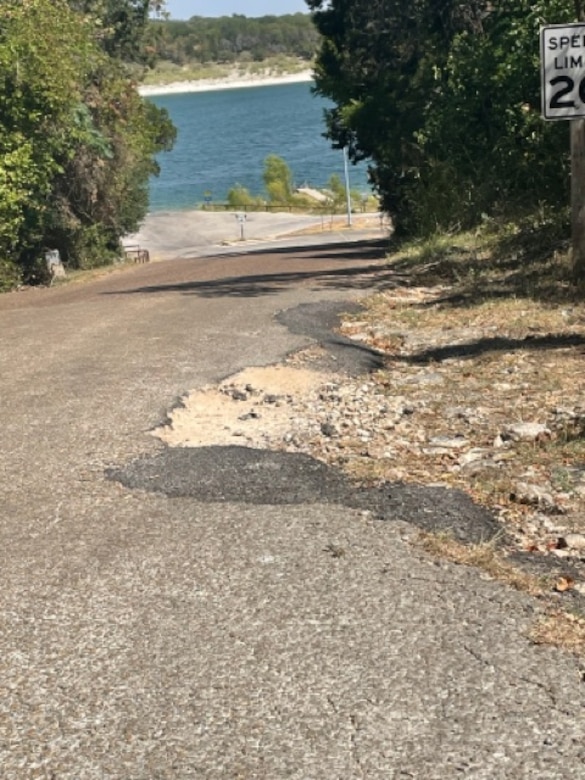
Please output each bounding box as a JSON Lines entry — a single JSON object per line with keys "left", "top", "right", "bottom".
{"left": 541, "top": 24, "right": 585, "bottom": 120}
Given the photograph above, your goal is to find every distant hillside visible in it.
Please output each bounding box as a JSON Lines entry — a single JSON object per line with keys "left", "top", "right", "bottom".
{"left": 147, "top": 13, "right": 318, "bottom": 67}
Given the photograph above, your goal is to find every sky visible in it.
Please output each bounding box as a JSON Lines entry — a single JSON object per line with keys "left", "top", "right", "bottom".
{"left": 163, "top": 1, "right": 309, "bottom": 19}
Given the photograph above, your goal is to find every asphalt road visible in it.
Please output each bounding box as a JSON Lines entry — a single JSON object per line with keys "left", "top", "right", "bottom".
{"left": 123, "top": 209, "right": 388, "bottom": 260}
{"left": 1, "top": 233, "right": 584, "bottom": 778}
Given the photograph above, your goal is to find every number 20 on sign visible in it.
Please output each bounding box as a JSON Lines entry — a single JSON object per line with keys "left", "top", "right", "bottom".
{"left": 541, "top": 23, "right": 585, "bottom": 120}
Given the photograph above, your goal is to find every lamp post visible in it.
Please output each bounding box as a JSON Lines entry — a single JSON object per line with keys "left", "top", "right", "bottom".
{"left": 343, "top": 146, "right": 352, "bottom": 228}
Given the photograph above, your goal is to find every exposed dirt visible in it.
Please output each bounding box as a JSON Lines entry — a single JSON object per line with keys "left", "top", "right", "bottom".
{"left": 154, "top": 365, "right": 330, "bottom": 448}
{"left": 150, "top": 232, "right": 585, "bottom": 609}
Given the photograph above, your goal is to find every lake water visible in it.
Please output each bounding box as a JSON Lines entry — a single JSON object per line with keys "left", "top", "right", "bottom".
{"left": 147, "top": 81, "right": 370, "bottom": 212}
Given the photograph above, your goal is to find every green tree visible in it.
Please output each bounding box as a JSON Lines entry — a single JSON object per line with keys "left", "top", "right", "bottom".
{"left": 307, "top": 0, "right": 464, "bottom": 229}
{"left": 0, "top": 0, "right": 175, "bottom": 286}
{"left": 263, "top": 154, "right": 294, "bottom": 203}
{"left": 147, "top": 13, "right": 319, "bottom": 67}
{"left": 327, "top": 173, "right": 346, "bottom": 209}
{"left": 307, "top": 0, "right": 577, "bottom": 234}
{"left": 69, "top": 1, "right": 167, "bottom": 63}
{"left": 0, "top": 0, "right": 97, "bottom": 281}
{"left": 227, "top": 183, "right": 261, "bottom": 208}
{"left": 45, "top": 64, "right": 175, "bottom": 269}
{"left": 412, "top": 0, "right": 574, "bottom": 232}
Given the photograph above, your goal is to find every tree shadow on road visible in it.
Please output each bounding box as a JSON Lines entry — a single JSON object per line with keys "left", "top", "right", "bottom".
{"left": 102, "top": 239, "right": 405, "bottom": 299}
{"left": 105, "top": 264, "right": 396, "bottom": 298}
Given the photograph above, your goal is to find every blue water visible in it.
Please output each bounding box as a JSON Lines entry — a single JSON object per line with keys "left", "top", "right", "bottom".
{"left": 147, "top": 81, "right": 370, "bottom": 212}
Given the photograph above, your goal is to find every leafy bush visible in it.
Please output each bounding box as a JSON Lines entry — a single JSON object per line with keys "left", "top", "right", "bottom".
{"left": 0, "top": 258, "right": 22, "bottom": 292}
{"left": 263, "top": 155, "right": 294, "bottom": 203}
{"left": 227, "top": 184, "right": 264, "bottom": 208}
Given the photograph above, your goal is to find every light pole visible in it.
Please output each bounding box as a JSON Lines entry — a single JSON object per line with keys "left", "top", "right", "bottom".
{"left": 343, "top": 146, "right": 352, "bottom": 228}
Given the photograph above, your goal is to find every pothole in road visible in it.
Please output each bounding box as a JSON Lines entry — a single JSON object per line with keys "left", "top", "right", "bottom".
{"left": 107, "top": 301, "right": 500, "bottom": 545}
{"left": 106, "top": 445, "right": 500, "bottom": 545}
{"left": 152, "top": 365, "right": 329, "bottom": 450}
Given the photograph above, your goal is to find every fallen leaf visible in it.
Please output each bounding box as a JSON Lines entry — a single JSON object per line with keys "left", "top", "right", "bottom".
{"left": 554, "top": 576, "right": 575, "bottom": 593}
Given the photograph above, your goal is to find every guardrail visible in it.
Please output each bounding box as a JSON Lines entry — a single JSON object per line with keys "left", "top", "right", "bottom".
{"left": 124, "top": 244, "right": 150, "bottom": 263}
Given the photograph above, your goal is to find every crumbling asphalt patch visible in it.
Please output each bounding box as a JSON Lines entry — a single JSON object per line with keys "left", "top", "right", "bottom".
{"left": 106, "top": 445, "right": 500, "bottom": 545}
{"left": 276, "top": 301, "right": 384, "bottom": 375}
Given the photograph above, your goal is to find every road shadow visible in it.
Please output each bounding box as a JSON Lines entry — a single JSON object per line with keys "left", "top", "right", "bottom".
{"left": 102, "top": 239, "right": 400, "bottom": 299}
{"left": 228, "top": 237, "right": 390, "bottom": 261}
{"left": 105, "top": 264, "right": 398, "bottom": 298}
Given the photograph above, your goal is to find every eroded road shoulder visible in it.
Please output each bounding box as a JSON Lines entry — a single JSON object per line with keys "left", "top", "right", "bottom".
{"left": 109, "top": 302, "right": 500, "bottom": 545}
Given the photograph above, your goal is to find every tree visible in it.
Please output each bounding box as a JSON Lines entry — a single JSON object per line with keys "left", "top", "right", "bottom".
{"left": 263, "top": 154, "right": 293, "bottom": 203}
{"left": 45, "top": 64, "right": 175, "bottom": 269}
{"left": 227, "top": 183, "right": 261, "bottom": 208}
{"left": 0, "top": 0, "right": 175, "bottom": 286}
{"left": 0, "top": 0, "right": 98, "bottom": 281}
{"left": 68, "top": 1, "right": 167, "bottom": 62}
{"left": 146, "top": 14, "right": 319, "bottom": 68}
{"left": 307, "top": 0, "right": 577, "bottom": 234}
{"left": 413, "top": 0, "right": 573, "bottom": 232}
{"left": 307, "top": 0, "right": 464, "bottom": 229}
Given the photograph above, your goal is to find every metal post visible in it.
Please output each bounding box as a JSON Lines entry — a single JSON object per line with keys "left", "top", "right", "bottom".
{"left": 235, "top": 213, "right": 247, "bottom": 241}
{"left": 572, "top": 3, "right": 585, "bottom": 285}
{"left": 572, "top": 120, "right": 585, "bottom": 284}
{"left": 343, "top": 147, "right": 352, "bottom": 228}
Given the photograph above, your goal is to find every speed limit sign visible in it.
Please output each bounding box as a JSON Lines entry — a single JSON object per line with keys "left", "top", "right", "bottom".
{"left": 541, "top": 23, "right": 585, "bottom": 120}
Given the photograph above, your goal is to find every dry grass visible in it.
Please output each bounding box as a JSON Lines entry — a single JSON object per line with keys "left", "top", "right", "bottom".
{"left": 530, "top": 611, "right": 585, "bottom": 654}
{"left": 338, "top": 216, "right": 585, "bottom": 655}
{"left": 50, "top": 257, "right": 145, "bottom": 288}
{"left": 142, "top": 56, "right": 311, "bottom": 86}
{"left": 417, "top": 531, "right": 550, "bottom": 597}
{"left": 285, "top": 213, "right": 386, "bottom": 235}
{"left": 340, "top": 217, "right": 585, "bottom": 542}
{"left": 418, "top": 530, "right": 585, "bottom": 656}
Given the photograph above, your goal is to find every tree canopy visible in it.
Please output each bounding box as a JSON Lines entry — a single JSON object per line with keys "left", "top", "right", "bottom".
{"left": 148, "top": 13, "right": 319, "bottom": 65}
{"left": 0, "top": 0, "right": 175, "bottom": 288}
{"left": 308, "top": 0, "right": 577, "bottom": 234}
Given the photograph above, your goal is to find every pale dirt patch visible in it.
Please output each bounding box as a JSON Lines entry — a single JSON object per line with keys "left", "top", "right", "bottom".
{"left": 153, "top": 365, "right": 331, "bottom": 449}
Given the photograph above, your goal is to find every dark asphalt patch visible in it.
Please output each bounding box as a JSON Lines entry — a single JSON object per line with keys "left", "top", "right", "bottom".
{"left": 276, "top": 301, "right": 384, "bottom": 375}
{"left": 107, "top": 445, "right": 500, "bottom": 545}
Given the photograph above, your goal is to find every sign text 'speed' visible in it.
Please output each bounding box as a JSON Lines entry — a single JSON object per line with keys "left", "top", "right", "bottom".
{"left": 547, "top": 34, "right": 585, "bottom": 50}
{"left": 541, "top": 24, "right": 585, "bottom": 120}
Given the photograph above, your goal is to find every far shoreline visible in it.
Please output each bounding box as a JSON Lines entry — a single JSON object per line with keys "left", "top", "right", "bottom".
{"left": 138, "top": 70, "right": 314, "bottom": 98}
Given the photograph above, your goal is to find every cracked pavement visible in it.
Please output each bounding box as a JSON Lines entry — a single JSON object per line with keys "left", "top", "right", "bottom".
{"left": 0, "top": 231, "right": 584, "bottom": 778}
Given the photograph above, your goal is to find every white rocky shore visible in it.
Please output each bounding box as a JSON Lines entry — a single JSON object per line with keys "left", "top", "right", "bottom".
{"left": 138, "top": 69, "right": 313, "bottom": 97}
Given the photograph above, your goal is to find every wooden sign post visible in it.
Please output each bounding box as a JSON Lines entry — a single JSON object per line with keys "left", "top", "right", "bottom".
{"left": 541, "top": 22, "right": 585, "bottom": 283}
{"left": 571, "top": 120, "right": 585, "bottom": 282}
